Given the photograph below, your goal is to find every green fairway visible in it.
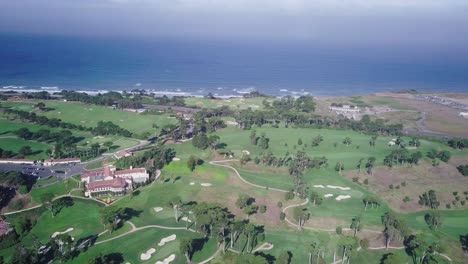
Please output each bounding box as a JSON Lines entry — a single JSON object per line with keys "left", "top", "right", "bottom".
{"left": 69, "top": 228, "right": 217, "bottom": 264}
{"left": 2, "top": 101, "right": 177, "bottom": 137}
{"left": 0, "top": 137, "right": 50, "bottom": 159}
{"left": 9, "top": 199, "right": 104, "bottom": 246}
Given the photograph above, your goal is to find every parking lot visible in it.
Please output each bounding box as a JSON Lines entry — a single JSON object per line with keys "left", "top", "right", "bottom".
{"left": 0, "top": 162, "right": 86, "bottom": 183}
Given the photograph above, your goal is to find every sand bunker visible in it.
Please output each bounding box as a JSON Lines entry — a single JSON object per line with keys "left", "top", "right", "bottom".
{"left": 172, "top": 157, "right": 180, "bottom": 161}
{"left": 242, "top": 150, "right": 250, "bottom": 155}
{"left": 140, "top": 248, "right": 156, "bottom": 261}
{"left": 51, "top": 228, "right": 74, "bottom": 238}
{"left": 157, "top": 235, "right": 176, "bottom": 246}
{"left": 181, "top": 216, "right": 192, "bottom": 223}
{"left": 324, "top": 194, "right": 334, "bottom": 198}
{"left": 155, "top": 254, "right": 176, "bottom": 264}
{"left": 326, "top": 185, "right": 351, "bottom": 190}
{"left": 335, "top": 195, "right": 351, "bottom": 201}
{"left": 226, "top": 121, "right": 237, "bottom": 125}
{"left": 154, "top": 207, "right": 164, "bottom": 213}
{"left": 313, "top": 185, "right": 325, "bottom": 188}
{"left": 189, "top": 182, "right": 195, "bottom": 186}
{"left": 200, "top": 183, "right": 212, "bottom": 187}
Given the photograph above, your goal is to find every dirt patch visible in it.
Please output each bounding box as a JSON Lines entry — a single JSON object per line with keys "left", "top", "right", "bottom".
{"left": 345, "top": 161, "right": 468, "bottom": 212}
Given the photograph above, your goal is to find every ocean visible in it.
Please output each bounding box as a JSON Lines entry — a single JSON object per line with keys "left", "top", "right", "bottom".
{"left": 1, "top": 33, "right": 468, "bottom": 97}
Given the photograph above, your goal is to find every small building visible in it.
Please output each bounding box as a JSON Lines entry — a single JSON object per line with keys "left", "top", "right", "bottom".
{"left": 459, "top": 112, "right": 468, "bottom": 118}
{"left": 0, "top": 159, "right": 35, "bottom": 165}
{"left": 43, "top": 158, "right": 81, "bottom": 166}
{"left": 113, "top": 150, "right": 133, "bottom": 160}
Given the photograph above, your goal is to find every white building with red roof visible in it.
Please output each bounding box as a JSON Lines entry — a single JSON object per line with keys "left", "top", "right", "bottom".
{"left": 82, "top": 165, "right": 149, "bottom": 197}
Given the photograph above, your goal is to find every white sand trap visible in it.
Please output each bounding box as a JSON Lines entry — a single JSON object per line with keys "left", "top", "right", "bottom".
{"left": 154, "top": 207, "right": 164, "bottom": 213}
{"left": 313, "top": 185, "right": 325, "bottom": 188}
{"left": 51, "top": 228, "right": 74, "bottom": 238}
{"left": 140, "top": 248, "right": 156, "bottom": 261}
{"left": 200, "top": 183, "right": 212, "bottom": 187}
{"left": 155, "top": 254, "right": 176, "bottom": 264}
{"left": 326, "top": 185, "right": 351, "bottom": 190}
{"left": 226, "top": 121, "right": 237, "bottom": 125}
{"left": 172, "top": 157, "right": 180, "bottom": 161}
{"left": 189, "top": 182, "right": 195, "bottom": 186}
{"left": 335, "top": 195, "right": 351, "bottom": 201}
{"left": 324, "top": 194, "right": 334, "bottom": 198}
{"left": 181, "top": 216, "right": 192, "bottom": 222}
{"left": 242, "top": 150, "right": 250, "bottom": 155}
{"left": 157, "top": 235, "right": 176, "bottom": 246}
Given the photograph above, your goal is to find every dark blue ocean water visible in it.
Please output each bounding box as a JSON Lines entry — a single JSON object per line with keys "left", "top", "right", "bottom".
{"left": 1, "top": 33, "right": 467, "bottom": 96}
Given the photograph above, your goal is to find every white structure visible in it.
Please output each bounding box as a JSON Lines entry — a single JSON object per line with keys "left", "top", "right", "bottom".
{"left": 459, "top": 112, "right": 468, "bottom": 118}
{"left": 329, "top": 105, "right": 360, "bottom": 113}
{"left": 0, "top": 159, "right": 35, "bottom": 165}
{"left": 113, "top": 150, "right": 132, "bottom": 160}
{"left": 43, "top": 158, "right": 80, "bottom": 166}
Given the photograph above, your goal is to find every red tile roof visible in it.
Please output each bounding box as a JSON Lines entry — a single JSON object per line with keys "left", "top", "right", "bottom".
{"left": 87, "top": 177, "right": 127, "bottom": 191}
{"left": 114, "top": 168, "right": 146, "bottom": 175}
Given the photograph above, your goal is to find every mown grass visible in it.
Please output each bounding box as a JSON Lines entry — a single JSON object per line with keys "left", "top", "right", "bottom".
{"left": 2, "top": 101, "right": 177, "bottom": 137}
{"left": 0, "top": 137, "right": 50, "bottom": 159}
{"left": 184, "top": 97, "right": 273, "bottom": 110}
{"left": 30, "top": 179, "right": 78, "bottom": 203}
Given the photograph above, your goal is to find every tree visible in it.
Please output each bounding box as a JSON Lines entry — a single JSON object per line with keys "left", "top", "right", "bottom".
{"left": 334, "top": 161, "right": 344, "bottom": 175}
{"left": 258, "top": 133, "right": 269, "bottom": 149}
{"left": 438, "top": 150, "right": 451, "bottom": 163}
{"left": 310, "top": 191, "right": 322, "bottom": 206}
{"left": 168, "top": 196, "right": 182, "bottom": 222}
{"left": 40, "top": 192, "right": 55, "bottom": 218}
{"left": 243, "top": 205, "right": 258, "bottom": 219}
{"left": 343, "top": 137, "right": 352, "bottom": 146}
{"left": 381, "top": 252, "right": 406, "bottom": 264}
{"left": 424, "top": 211, "right": 443, "bottom": 230}
{"left": 236, "top": 194, "right": 250, "bottom": 209}
{"left": 18, "top": 146, "right": 32, "bottom": 156}
{"left": 187, "top": 155, "right": 198, "bottom": 171}
{"left": 350, "top": 216, "right": 362, "bottom": 237}
{"left": 293, "top": 206, "right": 310, "bottom": 230}
{"left": 35, "top": 102, "right": 46, "bottom": 111}
{"left": 179, "top": 237, "right": 193, "bottom": 262}
{"left": 103, "top": 141, "right": 113, "bottom": 151}
{"left": 366, "top": 157, "right": 376, "bottom": 175}
{"left": 100, "top": 207, "right": 125, "bottom": 233}
{"left": 369, "top": 135, "right": 378, "bottom": 148}
{"left": 298, "top": 138, "right": 303, "bottom": 145}
{"left": 418, "top": 190, "right": 440, "bottom": 209}
{"left": 457, "top": 164, "right": 468, "bottom": 176}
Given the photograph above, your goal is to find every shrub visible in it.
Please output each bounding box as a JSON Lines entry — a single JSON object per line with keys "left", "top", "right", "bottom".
{"left": 360, "top": 239, "right": 369, "bottom": 250}
{"left": 389, "top": 184, "right": 394, "bottom": 190}
{"left": 352, "top": 177, "right": 359, "bottom": 183}
{"left": 18, "top": 185, "right": 28, "bottom": 194}
{"left": 336, "top": 226, "right": 342, "bottom": 235}
{"left": 279, "top": 212, "right": 286, "bottom": 221}
{"left": 401, "top": 181, "right": 406, "bottom": 187}
{"left": 285, "top": 190, "right": 295, "bottom": 201}
{"left": 395, "top": 185, "right": 400, "bottom": 189}
{"left": 453, "top": 191, "right": 458, "bottom": 196}
{"left": 403, "top": 196, "right": 410, "bottom": 203}
{"left": 363, "top": 179, "right": 369, "bottom": 185}
{"left": 277, "top": 201, "right": 283, "bottom": 208}
{"left": 461, "top": 200, "right": 466, "bottom": 206}
{"left": 446, "top": 204, "right": 451, "bottom": 209}
{"left": 456, "top": 196, "right": 460, "bottom": 201}
{"left": 259, "top": 205, "right": 267, "bottom": 213}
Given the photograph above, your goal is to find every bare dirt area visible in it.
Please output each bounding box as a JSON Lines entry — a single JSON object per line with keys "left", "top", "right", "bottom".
{"left": 369, "top": 95, "right": 468, "bottom": 138}
{"left": 345, "top": 161, "right": 468, "bottom": 213}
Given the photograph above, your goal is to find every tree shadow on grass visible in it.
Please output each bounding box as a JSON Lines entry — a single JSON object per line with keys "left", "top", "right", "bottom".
{"left": 190, "top": 237, "right": 209, "bottom": 259}
{"left": 122, "top": 207, "right": 143, "bottom": 221}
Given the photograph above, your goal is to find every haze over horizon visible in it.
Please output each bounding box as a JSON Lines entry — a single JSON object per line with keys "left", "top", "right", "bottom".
{"left": 1, "top": 0, "right": 468, "bottom": 53}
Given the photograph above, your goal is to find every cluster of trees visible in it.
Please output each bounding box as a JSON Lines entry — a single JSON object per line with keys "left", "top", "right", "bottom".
{"left": 115, "top": 144, "right": 175, "bottom": 175}
{"left": 250, "top": 130, "right": 270, "bottom": 149}
{"left": 166, "top": 199, "right": 266, "bottom": 260}
{"left": 58, "top": 90, "right": 142, "bottom": 109}
{"left": 92, "top": 121, "right": 132, "bottom": 137}
{"left": 192, "top": 133, "right": 222, "bottom": 150}
{"left": 426, "top": 149, "right": 451, "bottom": 163}
{"left": 418, "top": 190, "right": 440, "bottom": 209}
{"left": 0, "top": 185, "right": 16, "bottom": 210}
{"left": 0, "top": 171, "right": 36, "bottom": 196}
{"left": 362, "top": 195, "right": 380, "bottom": 210}
{"left": 0, "top": 147, "right": 17, "bottom": 159}
{"left": 447, "top": 138, "right": 468, "bottom": 149}
{"left": 424, "top": 211, "right": 443, "bottom": 230}
{"left": 15, "top": 128, "right": 81, "bottom": 146}
{"left": 236, "top": 194, "right": 261, "bottom": 219}
{"left": 3, "top": 108, "right": 90, "bottom": 131}
{"left": 268, "top": 96, "right": 316, "bottom": 114}
{"left": 383, "top": 149, "right": 423, "bottom": 167}
{"left": 457, "top": 164, "right": 468, "bottom": 176}
{"left": 187, "top": 155, "right": 203, "bottom": 171}
{"left": 153, "top": 95, "right": 186, "bottom": 106}
{"left": 40, "top": 194, "right": 74, "bottom": 218}
{"left": 382, "top": 212, "right": 410, "bottom": 249}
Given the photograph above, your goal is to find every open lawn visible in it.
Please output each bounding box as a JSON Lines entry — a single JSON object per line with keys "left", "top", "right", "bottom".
{"left": 30, "top": 179, "right": 79, "bottom": 203}
{"left": 0, "top": 137, "right": 50, "bottom": 159}
{"left": 3, "top": 101, "right": 177, "bottom": 137}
